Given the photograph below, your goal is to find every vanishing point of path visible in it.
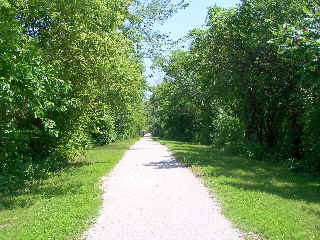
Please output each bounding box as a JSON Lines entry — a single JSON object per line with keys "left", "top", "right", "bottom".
{"left": 85, "top": 135, "right": 243, "bottom": 240}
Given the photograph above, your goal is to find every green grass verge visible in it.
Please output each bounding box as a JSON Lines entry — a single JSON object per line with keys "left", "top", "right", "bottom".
{"left": 0, "top": 138, "right": 139, "bottom": 240}
{"left": 155, "top": 138, "right": 320, "bottom": 240}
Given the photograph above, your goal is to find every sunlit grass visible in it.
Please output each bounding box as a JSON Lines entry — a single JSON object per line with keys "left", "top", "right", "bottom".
{"left": 156, "top": 138, "right": 320, "bottom": 240}
{"left": 0, "top": 138, "right": 139, "bottom": 240}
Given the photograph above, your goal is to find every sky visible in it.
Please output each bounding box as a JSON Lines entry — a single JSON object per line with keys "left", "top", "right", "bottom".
{"left": 146, "top": 0, "right": 241, "bottom": 87}
{"left": 158, "top": 0, "right": 241, "bottom": 41}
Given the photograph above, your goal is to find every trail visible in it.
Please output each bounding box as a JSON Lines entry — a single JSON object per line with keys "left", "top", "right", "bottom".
{"left": 85, "top": 135, "right": 243, "bottom": 240}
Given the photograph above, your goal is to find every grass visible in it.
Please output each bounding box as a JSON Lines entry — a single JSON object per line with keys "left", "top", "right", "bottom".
{"left": 0, "top": 138, "right": 139, "bottom": 240}
{"left": 155, "top": 138, "right": 320, "bottom": 240}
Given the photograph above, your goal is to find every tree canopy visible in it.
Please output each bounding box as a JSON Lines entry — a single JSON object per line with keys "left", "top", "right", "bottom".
{"left": 148, "top": 0, "right": 320, "bottom": 174}
{"left": 1, "top": 0, "right": 185, "bottom": 189}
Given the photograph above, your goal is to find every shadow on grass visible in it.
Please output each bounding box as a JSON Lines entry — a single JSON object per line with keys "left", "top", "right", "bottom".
{"left": 0, "top": 160, "right": 92, "bottom": 212}
{"left": 0, "top": 182, "right": 84, "bottom": 211}
{"left": 0, "top": 138, "right": 137, "bottom": 226}
{"left": 161, "top": 139, "right": 320, "bottom": 204}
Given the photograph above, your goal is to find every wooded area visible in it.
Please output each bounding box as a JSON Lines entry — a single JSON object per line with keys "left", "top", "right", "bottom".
{"left": 1, "top": 0, "right": 319, "bottom": 190}
{"left": 148, "top": 0, "right": 320, "bottom": 174}
{"left": 0, "top": 0, "right": 152, "bottom": 190}
{"left": 1, "top": 1, "right": 319, "bottom": 239}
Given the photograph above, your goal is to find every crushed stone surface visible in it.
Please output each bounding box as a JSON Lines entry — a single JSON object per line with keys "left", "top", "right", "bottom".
{"left": 85, "top": 135, "right": 244, "bottom": 240}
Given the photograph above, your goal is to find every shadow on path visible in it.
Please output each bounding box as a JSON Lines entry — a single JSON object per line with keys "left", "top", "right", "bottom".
{"left": 144, "top": 159, "right": 187, "bottom": 169}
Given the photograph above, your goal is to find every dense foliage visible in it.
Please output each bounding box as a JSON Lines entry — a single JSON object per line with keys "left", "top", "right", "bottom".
{"left": 148, "top": 0, "right": 320, "bottom": 174}
{"left": 0, "top": 0, "right": 149, "bottom": 189}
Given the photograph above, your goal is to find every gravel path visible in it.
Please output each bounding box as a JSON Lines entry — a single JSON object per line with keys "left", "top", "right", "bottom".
{"left": 85, "top": 135, "right": 243, "bottom": 240}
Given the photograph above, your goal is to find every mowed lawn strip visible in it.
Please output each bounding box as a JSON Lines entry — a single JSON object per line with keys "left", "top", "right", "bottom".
{"left": 155, "top": 138, "right": 320, "bottom": 240}
{"left": 0, "top": 138, "right": 139, "bottom": 240}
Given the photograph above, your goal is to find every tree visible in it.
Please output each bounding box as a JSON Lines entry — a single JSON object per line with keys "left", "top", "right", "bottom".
{"left": 0, "top": 0, "right": 148, "bottom": 189}
{"left": 148, "top": 0, "right": 320, "bottom": 173}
